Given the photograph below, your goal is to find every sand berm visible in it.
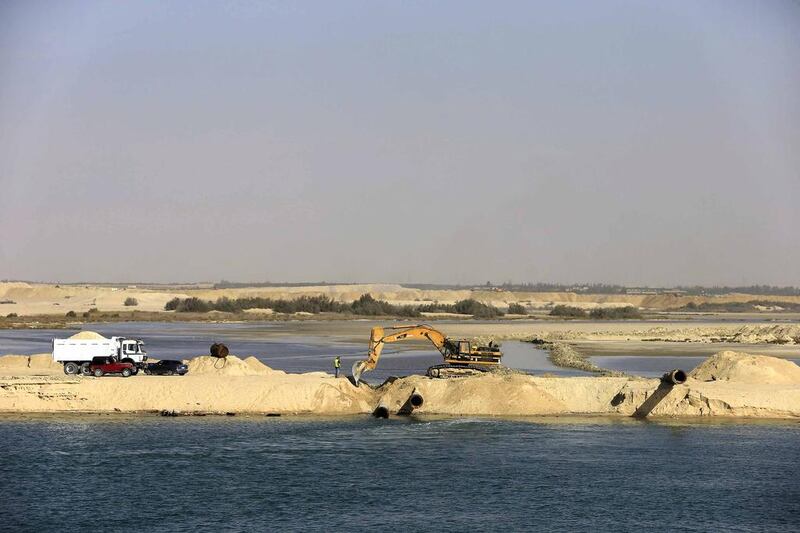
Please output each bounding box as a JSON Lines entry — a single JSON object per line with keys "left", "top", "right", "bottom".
{"left": 2, "top": 343, "right": 800, "bottom": 417}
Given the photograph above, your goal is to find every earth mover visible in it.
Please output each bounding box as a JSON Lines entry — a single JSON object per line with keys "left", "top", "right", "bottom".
{"left": 351, "top": 324, "right": 502, "bottom": 384}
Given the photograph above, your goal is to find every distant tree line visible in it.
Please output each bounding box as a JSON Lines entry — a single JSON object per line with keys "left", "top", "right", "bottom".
{"left": 213, "top": 280, "right": 360, "bottom": 289}
{"left": 402, "top": 282, "right": 800, "bottom": 296}
{"left": 164, "top": 293, "right": 508, "bottom": 318}
{"left": 679, "top": 300, "right": 800, "bottom": 312}
{"left": 550, "top": 305, "right": 643, "bottom": 319}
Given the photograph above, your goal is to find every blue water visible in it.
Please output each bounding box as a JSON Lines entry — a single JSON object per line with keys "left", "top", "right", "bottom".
{"left": 1, "top": 415, "right": 798, "bottom": 532}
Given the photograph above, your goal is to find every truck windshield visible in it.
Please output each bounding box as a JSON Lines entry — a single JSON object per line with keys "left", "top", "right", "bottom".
{"left": 138, "top": 343, "right": 146, "bottom": 354}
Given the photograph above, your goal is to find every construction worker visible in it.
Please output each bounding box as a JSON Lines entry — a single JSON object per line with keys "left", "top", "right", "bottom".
{"left": 333, "top": 356, "right": 341, "bottom": 378}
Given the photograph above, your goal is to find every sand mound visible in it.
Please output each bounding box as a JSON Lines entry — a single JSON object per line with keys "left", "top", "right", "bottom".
{"left": 0, "top": 355, "right": 33, "bottom": 370}
{"left": 69, "top": 331, "right": 106, "bottom": 340}
{"left": 185, "top": 355, "right": 274, "bottom": 376}
{"left": 28, "top": 354, "right": 62, "bottom": 370}
{"left": 690, "top": 351, "right": 800, "bottom": 384}
{"left": 0, "top": 354, "right": 61, "bottom": 373}
{"left": 377, "top": 373, "right": 567, "bottom": 416}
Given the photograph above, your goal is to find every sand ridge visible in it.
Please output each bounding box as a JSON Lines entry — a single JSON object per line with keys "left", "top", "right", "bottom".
{"left": 1, "top": 351, "right": 799, "bottom": 418}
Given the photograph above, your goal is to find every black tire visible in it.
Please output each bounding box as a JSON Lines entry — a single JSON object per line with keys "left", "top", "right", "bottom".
{"left": 165, "top": 370, "right": 174, "bottom": 376}
{"left": 131, "top": 367, "right": 139, "bottom": 376}
{"left": 121, "top": 368, "right": 132, "bottom": 378}
{"left": 93, "top": 368, "right": 104, "bottom": 378}
{"left": 80, "top": 363, "right": 91, "bottom": 376}
{"left": 64, "top": 362, "right": 79, "bottom": 375}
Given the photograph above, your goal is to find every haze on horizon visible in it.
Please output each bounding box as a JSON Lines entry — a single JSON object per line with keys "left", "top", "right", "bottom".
{"left": 1, "top": 1, "right": 798, "bottom": 287}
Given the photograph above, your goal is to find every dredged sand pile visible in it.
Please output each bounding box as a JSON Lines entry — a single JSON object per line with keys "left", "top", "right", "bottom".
{"left": 1, "top": 351, "right": 799, "bottom": 418}
{"left": 186, "top": 355, "right": 277, "bottom": 376}
{"left": 690, "top": 351, "right": 800, "bottom": 384}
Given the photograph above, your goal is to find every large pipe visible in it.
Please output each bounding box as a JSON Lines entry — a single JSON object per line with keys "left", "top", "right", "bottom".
{"left": 398, "top": 390, "right": 425, "bottom": 415}
{"left": 373, "top": 404, "right": 389, "bottom": 419}
{"left": 409, "top": 391, "right": 424, "bottom": 409}
{"left": 661, "top": 369, "right": 687, "bottom": 385}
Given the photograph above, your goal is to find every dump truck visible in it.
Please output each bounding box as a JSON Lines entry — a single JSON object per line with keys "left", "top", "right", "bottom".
{"left": 53, "top": 335, "right": 148, "bottom": 375}
{"left": 351, "top": 324, "right": 502, "bottom": 384}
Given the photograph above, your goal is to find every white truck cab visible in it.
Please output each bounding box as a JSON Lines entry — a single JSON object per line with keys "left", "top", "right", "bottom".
{"left": 53, "top": 335, "right": 148, "bottom": 375}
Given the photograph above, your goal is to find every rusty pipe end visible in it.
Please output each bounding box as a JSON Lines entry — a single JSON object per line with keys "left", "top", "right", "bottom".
{"left": 662, "top": 369, "right": 687, "bottom": 385}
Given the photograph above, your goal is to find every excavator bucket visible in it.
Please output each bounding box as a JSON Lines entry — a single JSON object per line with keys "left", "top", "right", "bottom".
{"left": 352, "top": 361, "right": 365, "bottom": 385}
{"left": 351, "top": 327, "right": 385, "bottom": 385}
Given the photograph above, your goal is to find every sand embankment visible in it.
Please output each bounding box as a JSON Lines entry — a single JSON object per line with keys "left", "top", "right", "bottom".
{"left": 0, "top": 355, "right": 374, "bottom": 415}
{"left": 1, "top": 351, "right": 799, "bottom": 418}
{"left": 520, "top": 323, "right": 800, "bottom": 345}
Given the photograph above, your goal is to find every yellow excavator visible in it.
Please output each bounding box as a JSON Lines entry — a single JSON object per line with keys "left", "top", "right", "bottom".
{"left": 351, "top": 324, "right": 503, "bottom": 384}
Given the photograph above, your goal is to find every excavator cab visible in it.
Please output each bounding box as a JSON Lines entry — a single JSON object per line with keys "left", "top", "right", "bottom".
{"left": 457, "top": 340, "right": 471, "bottom": 355}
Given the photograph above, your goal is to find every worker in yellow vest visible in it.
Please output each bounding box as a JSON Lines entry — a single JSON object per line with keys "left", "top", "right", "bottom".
{"left": 333, "top": 356, "right": 341, "bottom": 378}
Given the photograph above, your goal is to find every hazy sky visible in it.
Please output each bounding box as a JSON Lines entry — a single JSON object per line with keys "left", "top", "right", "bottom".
{"left": 1, "top": 1, "right": 798, "bottom": 285}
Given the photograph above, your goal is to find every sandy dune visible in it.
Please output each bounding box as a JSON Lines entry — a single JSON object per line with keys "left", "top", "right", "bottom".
{"left": 1, "top": 351, "right": 799, "bottom": 418}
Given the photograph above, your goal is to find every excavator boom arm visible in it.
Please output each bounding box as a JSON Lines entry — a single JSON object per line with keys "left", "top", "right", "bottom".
{"left": 352, "top": 325, "right": 449, "bottom": 383}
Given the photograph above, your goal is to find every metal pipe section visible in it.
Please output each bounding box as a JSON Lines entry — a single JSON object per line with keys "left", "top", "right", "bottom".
{"left": 661, "top": 369, "right": 687, "bottom": 385}
{"left": 409, "top": 391, "right": 424, "bottom": 408}
{"left": 398, "top": 390, "right": 425, "bottom": 415}
{"left": 373, "top": 404, "right": 389, "bottom": 419}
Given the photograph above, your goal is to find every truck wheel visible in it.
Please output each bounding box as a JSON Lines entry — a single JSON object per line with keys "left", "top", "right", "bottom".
{"left": 131, "top": 367, "right": 139, "bottom": 375}
{"left": 64, "top": 362, "right": 79, "bottom": 375}
{"left": 165, "top": 370, "right": 174, "bottom": 376}
{"left": 121, "top": 368, "right": 132, "bottom": 378}
{"left": 81, "top": 363, "right": 91, "bottom": 376}
{"left": 93, "top": 368, "right": 104, "bottom": 377}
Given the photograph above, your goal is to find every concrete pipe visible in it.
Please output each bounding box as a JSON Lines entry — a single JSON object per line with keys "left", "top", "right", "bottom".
{"left": 661, "top": 369, "right": 687, "bottom": 385}
{"left": 409, "top": 391, "right": 424, "bottom": 409}
{"left": 373, "top": 404, "right": 389, "bottom": 419}
{"left": 210, "top": 343, "right": 229, "bottom": 358}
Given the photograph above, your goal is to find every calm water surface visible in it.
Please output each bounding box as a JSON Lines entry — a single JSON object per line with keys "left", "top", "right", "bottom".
{"left": 0, "top": 415, "right": 798, "bottom": 532}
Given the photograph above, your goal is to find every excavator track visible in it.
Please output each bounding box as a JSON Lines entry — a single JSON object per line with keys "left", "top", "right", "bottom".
{"left": 426, "top": 364, "right": 494, "bottom": 379}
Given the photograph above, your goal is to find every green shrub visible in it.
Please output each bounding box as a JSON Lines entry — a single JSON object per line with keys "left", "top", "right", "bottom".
{"left": 507, "top": 303, "right": 527, "bottom": 314}
{"left": 165, "top": 297, "right": 181, "bottom": 311}
{"left": 350, "top": 293, "right": 421, "bottom": 317}
{"left": 453, "top": 299, "right": 504, "bottom": 318}
{"left": 417, "top": 298, "right": 503, "bottom": 317}
{"left": 589, "top": 306, "right": 642, "bottom": 319}
{"left": 174, "top": 297, "right": 213, "bottom": 313}
{"left": 88, "top": 307, "right": 99, "bottom": 313}
{"left": 124, "top": 297, "right": 139, "bottom": 307}
{"left": 6, "top": 312, "right": 18, "bottom": 318}
{"left": 65, "top": 310, "right": 77, "bottom": 317}
{"left": 550, "top": 305, "right": 587, "bottom": 318}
